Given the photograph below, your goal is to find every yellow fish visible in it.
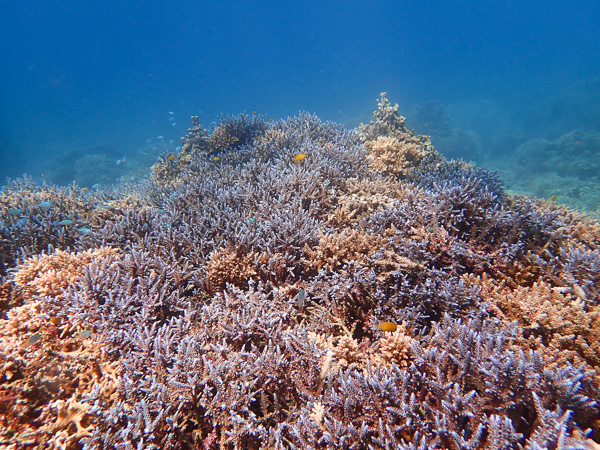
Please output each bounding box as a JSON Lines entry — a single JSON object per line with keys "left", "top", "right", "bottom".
{"left": 167, "top": 154, "right": 176, "bottom": 161}
{"left": 550, "top": 194, "right": 558, "bottom": 201}
{"left": 268, "top": 118, "right": 273, "bottom": 122}
{"left": 252, "top": 110, "right": 257, "bottom": 115}
{"left": 213, "top": 156, "right": 221, "bottom": 161}
{"left": 378, "top": 322, "right": 397, "bottom": 332}
{"left": 294, "top": 153, "right": 307, "bottom": 162}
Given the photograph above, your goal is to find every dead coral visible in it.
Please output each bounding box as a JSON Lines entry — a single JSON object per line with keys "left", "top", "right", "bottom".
{"left": 371, "top": 328, "right": 414, "bottom": 369}
{"left": 303, "top": 228, "right": 388, "bottom": 273}
{"left": 14, "top": 247, "right": 120, "bottom": 298}
{"left": 204, "top": 247, "right": 258, "bottom": 294}
{"left": 0, "top": 290, "right": 119, "bottom": 448}
{"left": 471, "top": 274, "right": 600, "bottom": 380}
{"left": 359, "top": 92, "right": 443, "bottom": 179}
{"left": 181, "top": 115, "right": 210, "bottom": 156}
{"left": 332, "top": 334, "right": 362, "bottom": 368}
{"left": 366, "top": 135, "right": 431, "bottom": 178}
{"left": 358, "top": 92, "right": 409, "bottom": 141}
{"left": 328, "top": 177, "right": 409, "bottom": 226}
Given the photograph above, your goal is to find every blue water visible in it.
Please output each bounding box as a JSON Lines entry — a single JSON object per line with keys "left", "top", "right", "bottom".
{"left": 1, "top": 0, "right": 599, "bottom": 191}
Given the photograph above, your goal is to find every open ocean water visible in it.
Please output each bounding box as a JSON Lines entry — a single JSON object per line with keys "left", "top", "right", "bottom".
{"left": 1, "top": 0, "right": 599, "bottom": 213}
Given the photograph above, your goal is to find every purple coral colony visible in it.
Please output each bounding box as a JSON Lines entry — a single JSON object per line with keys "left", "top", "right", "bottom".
{"left": 1, "top": 93, "right": 599, "bottom": 449}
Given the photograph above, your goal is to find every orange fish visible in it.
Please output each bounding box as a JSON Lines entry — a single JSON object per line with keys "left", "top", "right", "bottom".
{"left": 378, "top": 322, "right": 397, "bottom": 332}
{"left": 167, "top": 154, "right": 176, "bottom": 161}
{"left": 294, "top": 153, "right": 307, "bottom": 162}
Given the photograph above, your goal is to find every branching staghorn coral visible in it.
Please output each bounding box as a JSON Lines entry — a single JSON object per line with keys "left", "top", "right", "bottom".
{"left": 1, "top": 99, "right": 600, "bottom": 448}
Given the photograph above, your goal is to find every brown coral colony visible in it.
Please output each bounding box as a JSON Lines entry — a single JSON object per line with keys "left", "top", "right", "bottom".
{"left": 0, "top": 93, "right": 599, "bottom": 448}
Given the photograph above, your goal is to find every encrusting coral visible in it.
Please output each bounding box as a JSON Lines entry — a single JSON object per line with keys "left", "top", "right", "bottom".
{"left": 1, "top": 93, "right": 600, "bottom": 448}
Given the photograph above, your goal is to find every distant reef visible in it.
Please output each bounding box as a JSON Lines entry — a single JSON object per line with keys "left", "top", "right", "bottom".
{"left": 1, "top": 93, "right": 599, "bottom": 449}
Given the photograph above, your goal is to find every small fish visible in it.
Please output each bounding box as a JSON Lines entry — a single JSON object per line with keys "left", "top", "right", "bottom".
{"left": 550, "top": 194, "right": 558, "bottom": 201}
{"left": 22, "top": 332, "right": 42, "bottom": 348}
{"left": 212, "top": 156, "right": 220, "bottom": 161}
{"left": 252, "top": 110, "right": 257, "bottom": 115}
{"left": 168, "top": 111, "right": 175, "bottom": 115}
{"left": 172, "top": 122, "right": 177, "bottom": 127}
{"left": 54, "top": 219, "right": 74, "bottom": 227}
{"left": 76, "top": 329, "right": 93, "bottom": 339}
{"left": 8, "top": 208, "right": 23, "bottom": 215}
{"left": 116, "top": 158, "right": 122, "bottom": 165}
{"left": 378, "top": 322, "right": 398, "bottom": 332}
{"left": 248, "top": 217, "right": 256, "bottom": 224}
{"left": 167, "top": 154, "right": 176, "bottom": 161}
{"left": 81, "top": 187, "right": 89, "bottom": 192}
{"left": 91, "top": 183, "right": 100, "bottom": 190}
{"left": 155, "top": 209, "right": 167, "bottom": 214}
{"left": 268, "top": 118, "right": 273, "bottom": 122}
{"left": 296, "top": 288, "right": 307, "bottom": 309}
{"left": 37, "top": 201, "right": 54, "bottom": 211}
{"left": 157, "top": 135, "right": 164, "bottom": 139}
{"left": 15, "top": 217, "right": 29, "bottom": 227}
{"left": 49, "top": 317, "right": 61, "bottom": 325}
{"left": 293, "top": 153, "right": 307, "bottom": 162}
{"left": 76, "top": 227, "right": 92, "bottom": 234}
{"left": 575, "top": 140, "right": 582, "bottom": 144}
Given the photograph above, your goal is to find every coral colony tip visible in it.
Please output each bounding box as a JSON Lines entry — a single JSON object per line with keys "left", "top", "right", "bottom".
{"left": 0, "top": 93, "right": 599, "bottom": 448}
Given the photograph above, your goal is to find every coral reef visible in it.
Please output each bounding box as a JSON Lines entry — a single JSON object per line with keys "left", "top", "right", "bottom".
{"left": 498, "top": 130, "right": 600, "bottom": 215}
{"left": 1, "top": 94, "right": 600, "bottom": 448}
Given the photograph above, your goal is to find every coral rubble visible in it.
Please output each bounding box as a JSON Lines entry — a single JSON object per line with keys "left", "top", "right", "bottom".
{"left": 1, "top": 93, "right": 599, "bottom": 448}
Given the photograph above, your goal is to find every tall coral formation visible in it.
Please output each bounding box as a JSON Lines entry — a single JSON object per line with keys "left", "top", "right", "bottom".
{"left": 359, "top": 92, "right": 443, "bottom": 179}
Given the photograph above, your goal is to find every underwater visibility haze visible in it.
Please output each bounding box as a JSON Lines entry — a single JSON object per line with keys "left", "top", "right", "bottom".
{"left": 1, "top": 0, "right": 600, "bottom": 205}
{"left": 1, "top": 0, "right": 600, "bottom": 448}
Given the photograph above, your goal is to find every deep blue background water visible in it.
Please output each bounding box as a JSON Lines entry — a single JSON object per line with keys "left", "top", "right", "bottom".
{"left": 1, "top": 0, "right": 599, "bottom": 189}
